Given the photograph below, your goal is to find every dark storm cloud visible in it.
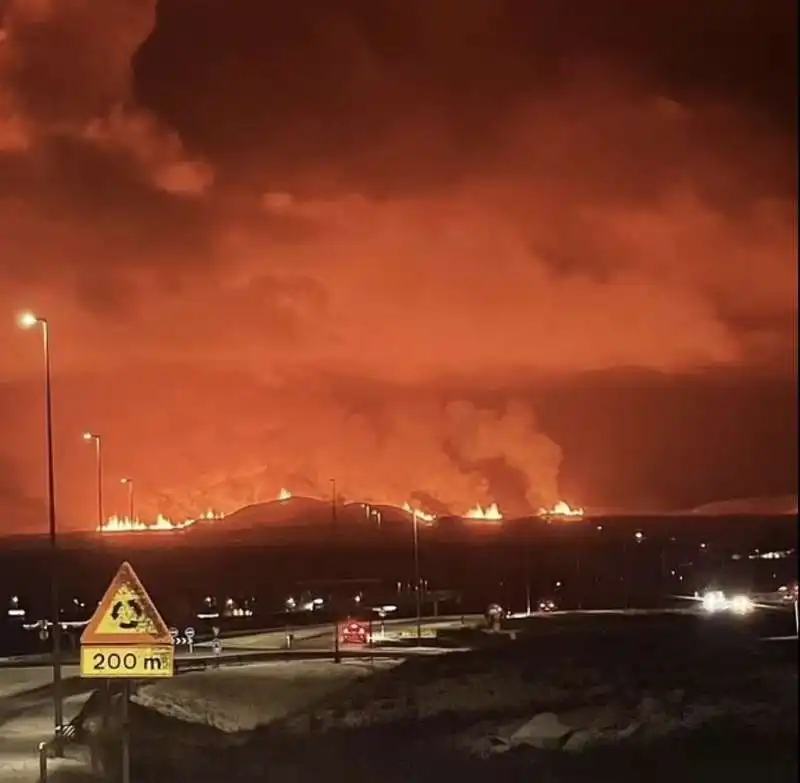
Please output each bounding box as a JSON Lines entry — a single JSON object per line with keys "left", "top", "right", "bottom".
{"left": 2, "top": 0, "right": 155, "bottom": 123}
{"left": 0, "top": 134, "right": 213, "bottom": 265}
{"left": 139, "top": 0, "right": 796, "bottom": 173}
{"left": 0, "top": 0, "right": 218, "bottom": 310}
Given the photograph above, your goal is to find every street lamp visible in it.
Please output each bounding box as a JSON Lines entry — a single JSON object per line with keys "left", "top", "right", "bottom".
{"left": 330, "top": 478, "right": 340, "bottom": 663}
{"left": 412, "top": 510, "right": 422, "bottom": 644}
{"left": 17, "top": 311, "right": 64, "bottom": 735}
{"left": 524, "top": 526, "right": 532, "bottom": 616}
{"left": 83, "top": 432, "right": 103, "bottom": 530}
{"left": 120, "top": 477, "right": 135, "bottom": 521}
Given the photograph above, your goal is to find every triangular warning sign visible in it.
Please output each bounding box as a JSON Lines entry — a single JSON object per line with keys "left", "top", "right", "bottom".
{"left": 81, "top": 562, "right": 173, "bottom": 645}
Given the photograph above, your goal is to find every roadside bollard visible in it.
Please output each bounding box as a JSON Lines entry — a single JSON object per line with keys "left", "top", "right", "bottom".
{"left": 38, "top": 740, "right": 49, "bottom": 783}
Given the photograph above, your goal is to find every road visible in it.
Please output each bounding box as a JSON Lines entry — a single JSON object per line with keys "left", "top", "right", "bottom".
{"left": 4, "top": 603, "right": 793, "bottom": 668}
{"left": 2, "top": 603, "right": 795, "bottom": 779}
{"left": 0, "top": 614, "right": 456, "bottom": 668}
{"left": 0, "top": 667, "right": 91, "bottom": 782}
{"left": 193, "top": 613, "right": 479, "bottom": 653}
{"left": 0, "top": 617, "right": 471, "bottom": 780}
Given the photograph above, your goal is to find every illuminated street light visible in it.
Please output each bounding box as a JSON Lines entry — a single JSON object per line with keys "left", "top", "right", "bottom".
{"left": 18, "top": 311, "right": 39, "bottom": 329}
{"left": 120, "top": 477, "right": 135, "bottom": 521}
{"left": 17, "top": 311, "right": 64, "bottom": 737}
{"left": 83, "top": 433, "right": 103, "bottom": 530}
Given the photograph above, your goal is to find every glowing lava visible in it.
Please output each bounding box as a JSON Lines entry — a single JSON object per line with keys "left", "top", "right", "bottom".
{"left": 402, "top": 503, "right": 437, "bottom": 523}
{"left": 97, "top": 492, "right": 583, "bottom": 533}
{"left": 464, "top": 502, "right": 503, "bottom": 521}
{"left": 98, "top": 509, "right": 223, "bottom": 533}
{"left": 538, "top": 501, "right": 585, "bottom": 519}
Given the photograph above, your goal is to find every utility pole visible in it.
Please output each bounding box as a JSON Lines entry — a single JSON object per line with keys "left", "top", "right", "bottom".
{"left": 121, "top": 478, "right": 134, "bottom": 520}
{"left": 412, "top": 510, "right": 422, "bottom": 644}
{"left": 575, "top": 522, "right": 584, "bottom": 610}
{"left": 19, "top": 313, "right": 64, "bottom": 739}
{"left": 524, "top": 525, "right": 532, "bottom": 615}
{"left": 43, "top": 321, "right": 63, "bottom": 738}
{"left": 95, "top": 438, "right": 103, "bottom": 528}
{"left": 330, "top": 477, "right": 337, "bottom": 536}
{"left": 83, "top": 432, "right": 103, "bottom": 529}
{"left": 330, "top": 478, "right": 341, "bottom": 663}
{"left": 525, "top": 570, "right": 532, "bottom": 616}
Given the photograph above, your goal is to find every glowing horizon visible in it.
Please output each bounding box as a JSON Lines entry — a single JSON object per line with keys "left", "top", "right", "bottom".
{"left": 96, "top": 488, "right": 586, "bottom": 532}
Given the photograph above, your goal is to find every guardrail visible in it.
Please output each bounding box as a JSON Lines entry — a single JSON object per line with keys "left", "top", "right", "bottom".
{"left": 2, "top": 614, "right": 473, "bottom": 669}
{"left": 173, "top": 645, "right": 445, "bottom": 672}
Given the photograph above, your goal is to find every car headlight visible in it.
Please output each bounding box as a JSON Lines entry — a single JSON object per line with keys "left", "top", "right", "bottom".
{"left": 701, "top": 590, "right": 727, "bottom": 612}
{"left": 729, "top": 594, "right": 754, "bottom": 614}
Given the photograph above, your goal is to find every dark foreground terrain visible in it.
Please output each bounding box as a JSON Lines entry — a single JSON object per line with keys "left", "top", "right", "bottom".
{"left": 131, "top": 722, "right": 797, "bottom": 783}
{"left": 60, "top": 611, "right": 797, "bottom": 783}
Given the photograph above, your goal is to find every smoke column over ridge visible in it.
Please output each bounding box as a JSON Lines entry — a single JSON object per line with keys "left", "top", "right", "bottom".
{"left": 136, "top": 392, "right": 562, "bottom": 520}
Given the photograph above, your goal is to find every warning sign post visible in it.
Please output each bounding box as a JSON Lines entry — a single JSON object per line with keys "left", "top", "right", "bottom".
{"left": 80, "top": 561, "right": 174, "bottom": 651}
{"left": 80, "top": 562, "right": 174, "bottom": 783}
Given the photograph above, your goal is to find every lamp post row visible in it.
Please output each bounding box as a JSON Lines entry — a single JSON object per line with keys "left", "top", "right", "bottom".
{"left": 19, "top": 310, "right": 417, "bottom": 726}
{"left": 18, "top": 311, "right": 137, "bottom": 737}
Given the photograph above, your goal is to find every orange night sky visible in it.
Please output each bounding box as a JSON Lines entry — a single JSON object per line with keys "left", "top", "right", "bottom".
{"left": 0, "top": 0, "right": 796, "bottom": 532}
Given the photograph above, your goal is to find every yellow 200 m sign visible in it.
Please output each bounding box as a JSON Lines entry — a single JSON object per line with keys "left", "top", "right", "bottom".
{"left": 80, "top": 645, "right": 175, "bottom": 678}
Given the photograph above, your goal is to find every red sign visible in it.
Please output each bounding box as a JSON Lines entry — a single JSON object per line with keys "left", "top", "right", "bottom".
{"left": 340, "top": 620, "right": 370, "bottom": 646}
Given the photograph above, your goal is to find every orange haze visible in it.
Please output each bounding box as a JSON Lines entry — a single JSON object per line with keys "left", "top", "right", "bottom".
{"left": 0, "top": 1, "right": 796, "bottom": 531}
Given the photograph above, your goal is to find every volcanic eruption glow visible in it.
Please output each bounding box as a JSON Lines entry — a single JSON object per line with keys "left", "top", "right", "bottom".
{"left": 96, "top": 487, "right": 588, "bottom": 533}
{"left": 538, "top": 501, "right": 585, "bottom": 519}
{"left": 402, "top": 503, "right": 437, "bottom": 523}
{"left": 98, "top": 509, "right": 223, "bottom": 533}
{"left": 463, "top": 502, "right": 504, "bottom": 521}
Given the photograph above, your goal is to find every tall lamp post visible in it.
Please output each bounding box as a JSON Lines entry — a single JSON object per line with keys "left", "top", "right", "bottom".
{"left": 18, "top": 311, "right": 64, "bottom": 735}
{"left": 83, "top": 432, "right": 103, "bottom": 530}
{"left": 120, "top": 477, "right": 135, "bottom": 521}
{"left": 330, "top": 478, "right": 340, "bottom": 663}
{"left": 412, "top": 510, "right": 422, "bottom": 644}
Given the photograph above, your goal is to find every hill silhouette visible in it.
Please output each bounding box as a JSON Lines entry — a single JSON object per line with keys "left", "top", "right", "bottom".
{"left": 207, "top": 495, "right": 416, "bottom": 532}
{"left": 687, "top": 493, "right": 797, "bottom": 516}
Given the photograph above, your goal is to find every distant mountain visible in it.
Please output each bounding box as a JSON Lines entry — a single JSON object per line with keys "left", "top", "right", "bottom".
{"left": 686, "top": 494, "right": 798, "bottom": 516}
